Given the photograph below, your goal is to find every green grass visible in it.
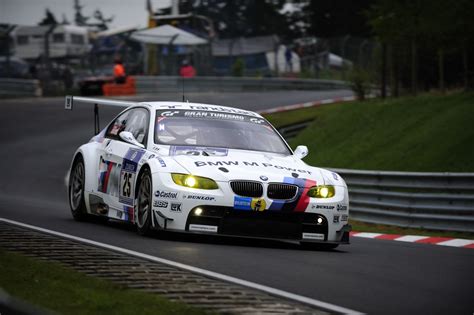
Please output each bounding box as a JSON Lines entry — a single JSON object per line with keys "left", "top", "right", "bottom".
{"left": 265, "top": 91, "right": 474, "bottom": 172}
{"left": 350, "top": 219, "right": 474, "bottom": 239}
{"left": 0, "top": 250, "right": 208, "bottom": 315}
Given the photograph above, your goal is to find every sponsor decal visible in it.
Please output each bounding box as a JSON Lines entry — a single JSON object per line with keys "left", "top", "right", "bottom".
{"left": 234, "top": 196, "right": 266, "bottom": 211}
{"left": 154, "top": 190, "right": 179, "bottom": 199}
{"left": 160, "top": 111, "right": 180, "bottom": 117}
{"left": 341, "top": 214, "right": 349, "bottom": 222}
{"left": 337, "top": 204, "right": 348, "bottom": 211}
{"left": 250, "top": 118, "right": 265, "bottom": 124}
{"left": 187, "top": 105, "right": 258, "bottom": 117}
{"left": 332, "top": 172, "right": 339, "bottom": 181}
{"left": 333, "top": 215, "right": 340, "bottom": 223}
{"left": 153, "top": 200, "right": 168, "bottom": 208}
{"left": 302, "top": 233, "right": 325, "bottom": 240}
{"left": 189, "top": 224, "right": 218, "bottom": 233}
{"left": 157, "top": 157, "right": 166, "bottom": 167}
{"left": 184, "top": 111, "right": 245, "bottom": 121}
{"left": 251, "top": 198, "right": 266, "bottom": 211}
{"left": 314, "top": 204, "right": 335, "bottom": 210}
{"left": 182, "top": 194, "right": 216, "bottom": 201}
{"left": 194, "top": 161, "right": 312, "bottom": 175}
{"left": 170, "top": 203, "right": 182, "bottom": 212}
{"left": 170, "top": 146, "right": 228, "bottom": 157}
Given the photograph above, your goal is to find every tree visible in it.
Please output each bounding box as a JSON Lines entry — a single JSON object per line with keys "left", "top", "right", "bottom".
{"left": 368, "top": 0, "right": 423, "bottom": 95}
{"left": 39, "top": 8, "right": 58, "bottom": 26}
{"left": 308, "top": 0, "right": 374, "bottom": 38}
{"left": 178, "top": 0, "right": 288, "bottom": 39}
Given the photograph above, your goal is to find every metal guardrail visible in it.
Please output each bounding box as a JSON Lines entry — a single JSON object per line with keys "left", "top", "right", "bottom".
{"left": 278, "top": 120, "right": 313, "bottom": 140}
{"left": 135, "top": 76, "right": 350, "bottom": 94}
{"left": 0, "top": 78, "right": 42, "bottom": 98}
{"left": 331, "top": 168, "right": 474, "bottom": 232}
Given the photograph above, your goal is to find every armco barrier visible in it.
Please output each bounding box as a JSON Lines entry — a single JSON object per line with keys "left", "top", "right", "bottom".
{"left": 135, "top": 76, "right": 349, "bottom": 94}
{"left": 0, "top": 78, "right": 42, "bottom": 97}
{"left": 330, "top": 168, "right": 474, "bottom": 232}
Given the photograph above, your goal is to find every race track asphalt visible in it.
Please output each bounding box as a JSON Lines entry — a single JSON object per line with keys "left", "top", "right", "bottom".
{"left": 0, "top": 91, "right": 473, "bottom": 315}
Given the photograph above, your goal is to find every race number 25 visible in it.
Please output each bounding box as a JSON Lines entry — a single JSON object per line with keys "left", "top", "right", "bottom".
{"left": 121, "top": 172, "right": 133, "bottom": 197}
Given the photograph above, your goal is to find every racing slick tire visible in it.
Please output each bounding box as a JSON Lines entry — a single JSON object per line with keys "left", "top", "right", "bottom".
{"left": 69, "top": 157, "right": 88, "bottom": 221}
{"left": 136, "top": 168, "right": 153, "bottom": 236}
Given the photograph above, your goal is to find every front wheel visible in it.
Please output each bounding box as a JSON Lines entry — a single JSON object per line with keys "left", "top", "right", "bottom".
{"left": 136, "top": 169, "right": 153, "bottom": 236}
{"left": 69, "top": 157, "right": 88, "bottom": 221}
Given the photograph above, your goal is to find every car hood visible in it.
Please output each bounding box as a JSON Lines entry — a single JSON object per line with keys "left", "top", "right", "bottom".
{"left": 170, "top": 149, "right": 326, "bottom": 185}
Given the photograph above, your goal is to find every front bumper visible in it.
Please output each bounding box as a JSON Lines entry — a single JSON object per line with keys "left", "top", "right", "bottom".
{"left": 184, "top": 206, "right": 351, "bottom": 244}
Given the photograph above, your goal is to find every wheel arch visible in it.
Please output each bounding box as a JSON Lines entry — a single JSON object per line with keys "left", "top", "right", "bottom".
{"left": 135, "top": 163, "right": 152, "bottom": 198}
{"left": 69, "top": 144, "right": 99, "bottom": 213}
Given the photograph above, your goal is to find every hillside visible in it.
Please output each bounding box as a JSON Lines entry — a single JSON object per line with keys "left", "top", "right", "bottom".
{"left": 265, "top": 92, "right": 474, "bottom": 172}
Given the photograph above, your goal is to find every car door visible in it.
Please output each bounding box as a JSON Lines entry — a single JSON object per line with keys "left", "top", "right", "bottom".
{"left": 99, "top": 108, "right": 149, "bottom": 221}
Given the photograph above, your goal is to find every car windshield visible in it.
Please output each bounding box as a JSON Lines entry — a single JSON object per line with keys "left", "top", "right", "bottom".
{"left": 154, "top": 110, "right": 290, "bottom": 154}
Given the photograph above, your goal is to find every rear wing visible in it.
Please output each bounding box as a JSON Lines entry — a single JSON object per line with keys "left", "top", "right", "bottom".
{"left": 64, "top": 95, "right": 138, "bottom": 110}
{"left": 64, "top": 95, "right": 139, "bottom": 134}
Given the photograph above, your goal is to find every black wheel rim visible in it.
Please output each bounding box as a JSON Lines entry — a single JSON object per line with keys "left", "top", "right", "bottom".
{"left": 70, "top": 162, "right": 84, "bottom": 210}
{"left": 137, "top": 175, "right": 151, "bottom": 228}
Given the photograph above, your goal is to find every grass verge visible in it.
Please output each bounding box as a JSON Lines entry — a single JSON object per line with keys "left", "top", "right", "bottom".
{"left": 350, "top": 219, "right": 474, "bottom": 240}
{"left": 264, "top": 91, "right": 474, "bottom": 172}
{"left": 0, "top": 249, "right": 208, "bottom": 315}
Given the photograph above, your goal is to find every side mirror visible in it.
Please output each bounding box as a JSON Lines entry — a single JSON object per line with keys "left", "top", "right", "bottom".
{"left": 119, "top": 131, "right": 145, "bottom": 149}
{"left": 294, "top": 145, "right": 308, "bottom": 159}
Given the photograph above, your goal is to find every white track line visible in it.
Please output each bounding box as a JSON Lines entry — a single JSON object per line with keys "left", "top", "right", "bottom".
{"left": 0, "top": 217, "right": 364, "bottom": 315}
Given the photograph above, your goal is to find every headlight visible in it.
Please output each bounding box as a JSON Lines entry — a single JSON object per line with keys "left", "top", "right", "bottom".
{"left": 171, "top": 173, "right": 218, "bottom": 190}
{"left": 307, "top": 185, "right": 335, "bottom": 198}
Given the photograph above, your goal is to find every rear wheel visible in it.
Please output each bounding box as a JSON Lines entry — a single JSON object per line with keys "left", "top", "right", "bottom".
{"left": 136, "top": 169, "right": 153, "bottom": 236}
{"left": 69, "top": 157, "right": 88, "bottom": 221}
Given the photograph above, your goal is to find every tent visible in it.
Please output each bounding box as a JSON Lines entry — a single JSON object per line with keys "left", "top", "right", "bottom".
{"left": 131, "top": 24, "right": 207, "bottom": 46}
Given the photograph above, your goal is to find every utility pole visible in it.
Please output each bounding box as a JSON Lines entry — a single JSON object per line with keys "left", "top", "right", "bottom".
{"left": 1, "top": 25, "right": 15, "bottom": 77}
{"left": 171, "top": 0, "right": 179, "bottom": 15}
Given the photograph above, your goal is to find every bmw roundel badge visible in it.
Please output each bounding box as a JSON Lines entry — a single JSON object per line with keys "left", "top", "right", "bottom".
{"left": 260, "top": 175, "right": 268, "bottom": 181}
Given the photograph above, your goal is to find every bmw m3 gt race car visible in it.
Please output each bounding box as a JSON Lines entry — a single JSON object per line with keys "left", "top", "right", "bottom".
{"left": 66, "top": 96, "right": 351, "bottom": 248}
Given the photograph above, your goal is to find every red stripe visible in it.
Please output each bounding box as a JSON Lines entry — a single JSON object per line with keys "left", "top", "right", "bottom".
{"left": 102, "top": 162, "right": 114, "bottom": 193}
{"left": 295, "top": 179, "right": 316, "bottom": 212}
{"left": 464, "top": 243, "right": 474, "bottom": 249}
{"left": 375, "top": 234, "right": 402, "bottom": 240}
{"left": 415, "top": 237, "right": 452, "bottom": 244}
{"left": 350, "top": 231, "right": 358, "bottom": 237}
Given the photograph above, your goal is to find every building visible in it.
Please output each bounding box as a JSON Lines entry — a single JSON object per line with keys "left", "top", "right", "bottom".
{"left": 11, "top": 25, "right": 89, "bottom": 60}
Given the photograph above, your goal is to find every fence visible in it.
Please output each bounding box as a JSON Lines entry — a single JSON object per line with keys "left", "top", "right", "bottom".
{"left": 135, "top": 76, "right": 350, "bottom": 94}
{"left": 0, "top": 78, "right": 42, "bottom": 98}
{"left": 331, "top": 168, "right": 474, "bottom": 232}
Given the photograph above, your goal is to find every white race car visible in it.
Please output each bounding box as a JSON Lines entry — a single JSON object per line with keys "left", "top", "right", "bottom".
{"left": 66, "top": 96, "right": 350, "bottom": 248}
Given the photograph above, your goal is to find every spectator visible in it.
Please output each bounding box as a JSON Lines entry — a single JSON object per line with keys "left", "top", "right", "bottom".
{"left": 179, "top": 59, "right": 196, "bottom": 78}
{"left": 113, "top": 58, "right": 126, "bottom": 84}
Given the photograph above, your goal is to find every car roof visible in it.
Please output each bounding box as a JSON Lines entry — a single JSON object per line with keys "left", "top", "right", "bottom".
{"left": 137, "top": 101, "right": 263, "bottom": 118}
